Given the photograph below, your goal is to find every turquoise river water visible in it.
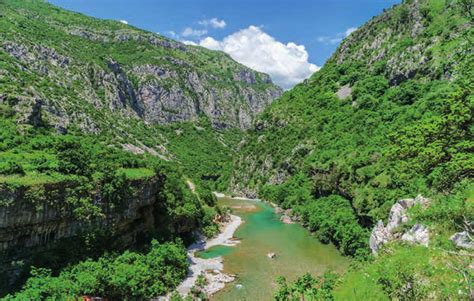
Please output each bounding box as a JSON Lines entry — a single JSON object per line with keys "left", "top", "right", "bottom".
{"left": 197, "top": 197, "right": 350, "bottom": 301}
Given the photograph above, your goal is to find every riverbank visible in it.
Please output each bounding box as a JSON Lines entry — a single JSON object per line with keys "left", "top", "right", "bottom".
{"left": 160, "top": 214, "right": 242, "bottom": 300}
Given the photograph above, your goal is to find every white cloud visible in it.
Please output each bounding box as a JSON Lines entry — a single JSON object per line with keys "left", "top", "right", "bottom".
{"left": 199, "top": 37, "right": 222, "bottom": 50}
{"left": 199, "top": 18, "right": 227, "bottom": 29}
{"left": 182, "top": 27, "right": 208, "bottom": 37}
{"left": 345, "top": 27, "right": 358, "bottom": 36}
{"left": 317, "top": 27, "right": 358, "bottom": 45}
{"left": 119, "top": 20, "right": 128, "bottom": 25}
{"left": 198, "top": 26, "right": 319, "bottom": 89}
{"left": 182, "top": 40, "right": 198, "bottom": 46}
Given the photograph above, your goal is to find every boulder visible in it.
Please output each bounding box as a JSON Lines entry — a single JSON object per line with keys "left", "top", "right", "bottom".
{"left": 370, "top": 220, "right": 393, "bottom": 253}
{"left": 336, "top": 84, "right": 352, "bottom": 100}
{"left": 274, "top": 207, "right": 284, "bottom": 214}
{"left": 369, "top": 195, "right": 431, "bottom": 254}
{"left": 280, "top": 215, "right": 293, "bottom": 224}
{"left": 450, "top": 231, "right": 474, "bottom": 250}
{"left": 386, "top": 201, "right": 411, "bottom": 232}
{"left": 203, "top": 270, "right": 235, "bottom": 296}
{"left": 386, "top": 195, "right": 430, "bottom": 232}
{"left": 401, "top": 223, "right": 429, "bottom": 246}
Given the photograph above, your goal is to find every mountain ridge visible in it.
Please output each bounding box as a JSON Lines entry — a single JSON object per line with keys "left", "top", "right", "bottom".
{"left": 0, "top": 0, "right": 282, "bottom": 134}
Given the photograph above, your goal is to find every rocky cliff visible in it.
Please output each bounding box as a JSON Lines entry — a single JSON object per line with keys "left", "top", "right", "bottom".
{"left": 0, "top": 0, "right": 282, "bottom": 135}
{"left": 0, "top": 173, "right": 201, "bottom": 292}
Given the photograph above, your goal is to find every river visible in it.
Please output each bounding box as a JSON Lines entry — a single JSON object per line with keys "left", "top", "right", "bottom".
{"left": 197, "top": 197, "right": 350, "bottom": 301}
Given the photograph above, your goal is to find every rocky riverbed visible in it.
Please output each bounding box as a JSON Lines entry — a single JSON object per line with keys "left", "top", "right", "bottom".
{"left": 158, "top": 214, "right": 243, "bottom": 300}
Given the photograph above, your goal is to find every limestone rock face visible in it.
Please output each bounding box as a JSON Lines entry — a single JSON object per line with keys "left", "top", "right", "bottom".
{"left": 0, "top": 177, "right": 195, "bottom": 289}
{"left": 336, "top": 84, "right": 352, "bottom": 100}
{"left": 369, "top": 220, "right": 393, "bottom": 253}
{"left": 2, "top": 2, "right": 283, "bottom": 133}
{"left": 386, "top": 200, "right": 412, "bottom": 232}
{"left": 369, "top": 195, "right": 430, "bottom": 254}
{"left": 401, "top": 223, "right": 429, "bottom": 246}
{"left": 2, "top": 38, "right": 282, "bottom": 131}
{"left": 450, "top": 231, "right": 474, "bottom": 250}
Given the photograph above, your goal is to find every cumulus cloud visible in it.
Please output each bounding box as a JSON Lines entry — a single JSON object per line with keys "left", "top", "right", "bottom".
{"left": 198, "top": 26, "right": 319, "bottom": 89}
{"left": 182, "top": 40, "right": 198, "bottom": 46}
{"left": 182, "top": 27, "right": 208, "bottom": 38}
{"left": 119, "top": 20, "right": 128, "bottom": 25}
{"left": 317, "top": 27, "right": 358, "bottom": 45}
{"left": 199, "top": 18, "right": 226, "bottom": 29}
{"left": 199, "top": 36, "right": 222, "bottom": 50}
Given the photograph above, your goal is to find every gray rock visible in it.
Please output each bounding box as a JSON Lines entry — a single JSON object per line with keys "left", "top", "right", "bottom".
{"left": 3, "top": 34, "right": 282, "bottom": 132}
{"left": 336, "top": 84, "right": 352, "bottom": 100}
{"left": 233, "top": 69, "right": 257, "bottom": 84}
{"left": 386, "top": 195, "right": 430, "bottom": 232}
{"left": 386, "top": 201, "right": 411, "bottom": 232}
{"left": 370, "top": 220, "right": 393, "bottom": 253}
{"left": 450, "top": 231, "right": 474, "bottom": 250}
{"left": 280, "top": 215, "right": 293, "bottom": 224}
{"left": 370, "top": 195, "right": 431, "bottom": 253}
{"left": 274, "top": 207, "right": 284, "bottom": 214}
{"left": 401, "top": 223, "right": 429, "bottom": 246}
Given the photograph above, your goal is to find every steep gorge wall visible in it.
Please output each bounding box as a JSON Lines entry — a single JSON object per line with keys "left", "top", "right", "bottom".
{"left": 0, "top": 0, "right": 283, "bottom": 134}
{"left": 0, "top": 176, "right": 192, "bottom": 293}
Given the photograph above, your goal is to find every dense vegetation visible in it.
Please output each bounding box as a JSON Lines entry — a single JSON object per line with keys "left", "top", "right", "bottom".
{"left": 3, "top": 241, "right": 188, "bottom": 300}
{"left": 232, "top": 0, "right": 473, "bottom": 298}
{"left": 274, "top": 272, "right": 338, "bottom": 301}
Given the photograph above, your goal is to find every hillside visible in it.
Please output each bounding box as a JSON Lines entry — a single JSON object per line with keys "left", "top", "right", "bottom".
{"left": 0, "top": 0, "right": 280, "bottom": 296}
{"left": 0, "top": 0, "right": 282, "bottom": 132}
{"left": 232, "top": 0, "right": 473, "bottom": 299}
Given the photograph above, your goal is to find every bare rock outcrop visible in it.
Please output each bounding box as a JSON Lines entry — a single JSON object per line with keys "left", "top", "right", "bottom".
{"left": 336, "top": 84, "right": 352, "bottom": 100}
{"left": 369, "top": 195, "right": 430, "bottom": 253}
{"left": 450, "top": 231, "right": 474, "bottom": 250}
{"left": 401, "top": 223, "right": 429, "bottom": 246}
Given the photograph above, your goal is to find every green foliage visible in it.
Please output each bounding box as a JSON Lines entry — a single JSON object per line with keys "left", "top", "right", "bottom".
{"left": 0, "top": 118, "right": 224, "bottom": 295}
{"left": 3, "top": 241, "right": 188, "bottom": 300}
{"left": 260, "top": 172, "right": 312, "bottom": 209}
{"left": 296, "top": 195, "right": 369, "bottom": 257}
{"left": 261, "top": 174, "right": 368, "bottom": 256}
{"left": 56, "top": 138, "right": 92, "bottom": 177}
{"left": 190, "top": 273, "right": 208, "bottom": 300}
{"left": 0, "top": 161, "right": 24, "bottom": 175}
{"left": 234, "top": 0, "right": 473, "bottom": 225}
{"left": 411, "top": 180, "right": 474, "bottom": 238}
{"left": 333, "top": 245, "right": 470, "bottom": 300}
{"left": 274, "top": 272, "right": 339, "bottom": 301}
{"left": 200, "top": 206, "right": 220, "bottom": 238}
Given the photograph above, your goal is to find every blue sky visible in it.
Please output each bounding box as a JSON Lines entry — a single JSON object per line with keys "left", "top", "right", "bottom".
{"left": 49, "top": 0, "right": 400, "bottom": 88}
